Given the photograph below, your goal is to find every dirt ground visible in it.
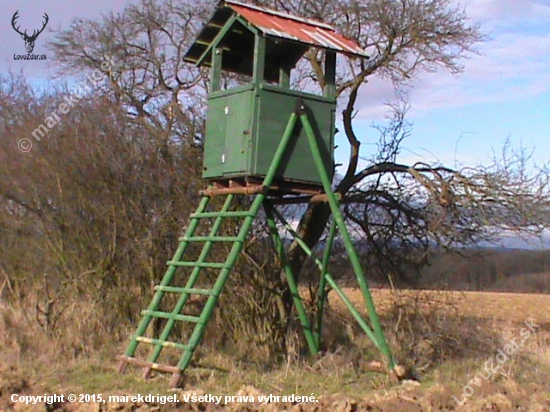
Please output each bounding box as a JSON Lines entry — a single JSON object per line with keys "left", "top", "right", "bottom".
{"left": 2, "top": 289, "right": 549, "bottom": 412}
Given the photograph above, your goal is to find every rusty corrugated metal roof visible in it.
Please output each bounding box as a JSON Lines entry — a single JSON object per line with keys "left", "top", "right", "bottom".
{"left": 225, "top": 0, "right": 368, "bottom": 57}
{"left": 183, "top": 1, "right": 367, "bottom": 79}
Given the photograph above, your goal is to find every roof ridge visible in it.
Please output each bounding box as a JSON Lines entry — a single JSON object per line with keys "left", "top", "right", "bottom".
{"left": 225, "top": 0, "right": 335, "bottom": 31}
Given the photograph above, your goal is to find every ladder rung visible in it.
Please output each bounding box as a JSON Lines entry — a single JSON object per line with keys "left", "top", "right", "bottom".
{"left": 118, "top": 356, "right": 181, "bottom": 374}
{"left": 179, "top": 236, "right": 241, "bottom": 242}
{"left": 154, "top": 285, "right": 215, "bottom": 295}
{"left": 141, "top": 309, "right": 201, "bottom": 323}
{"left": 167, "top": 261, "right": 229, "bottom": 269}
{"left": 190, "top": 211, "right": 255, "bottom": 219}
{"left": 135, "top": 337, "right": 190, "bottom": 351}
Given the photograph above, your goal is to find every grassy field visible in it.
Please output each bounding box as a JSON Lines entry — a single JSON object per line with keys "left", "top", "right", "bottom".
{"left": 364, "top": 288, "right": 550, "bottom": 324}
{"left": 1, "top": 288, "right": 549, "bottom": 411}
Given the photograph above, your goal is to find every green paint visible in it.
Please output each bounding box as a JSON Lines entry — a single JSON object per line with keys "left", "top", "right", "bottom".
{"left": 264, "top": 200, "right": 319, "bottom": 356}
{"left": 203, "top": 86, "right": 335, "bottom": 184}
{"left": 122, "top": 101, "right": 396, "bottom": 386}
{"left": 316, "top": 217, "right": 336, "bottom": 348}
{"left": 300, "top": 110, "right": 396, "bottom": 369}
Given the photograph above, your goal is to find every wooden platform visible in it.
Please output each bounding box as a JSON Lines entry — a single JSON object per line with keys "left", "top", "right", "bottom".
{"left": 199, "top": 177, "right": 326, "bottom": 200}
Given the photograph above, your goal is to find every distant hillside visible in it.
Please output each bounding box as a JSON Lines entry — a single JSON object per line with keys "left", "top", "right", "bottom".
{"left": 418, "top": 248, "right": 550, "bottom": 293}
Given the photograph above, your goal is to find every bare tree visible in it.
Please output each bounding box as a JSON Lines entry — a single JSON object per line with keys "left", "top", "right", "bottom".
{"left": 243, "top": 0, "right": 550, "bottom": 287}
{"left": 50, "top": 0, "right": 210, "bottom": 153}
{"left": 0, "top": 74, "right": 202, "bottom": 338}
{"left": 41, "top": 0, "right": 550, "bottom": 354}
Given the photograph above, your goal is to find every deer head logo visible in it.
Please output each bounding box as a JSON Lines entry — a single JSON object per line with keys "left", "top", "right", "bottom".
{"left": 11, "top": 11, "right": 49, "bottom": 54}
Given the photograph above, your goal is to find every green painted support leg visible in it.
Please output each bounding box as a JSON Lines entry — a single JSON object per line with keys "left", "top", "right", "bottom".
{"left": 267, "top": 205, "right": 385, "bottom": 353}
{"left": 264, "top": 200, "right": 319, "bottom": 357}
{"left": 315, "top": 217, "right": 336, "bottom": 350}
{"left": 297, "top": 100, "right": 396, "bottom": 371}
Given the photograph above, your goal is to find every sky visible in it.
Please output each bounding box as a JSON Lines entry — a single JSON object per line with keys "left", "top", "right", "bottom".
{"left": 1, "top": 0, "right": 549, "bottom": 248}
{"left": 1, "top": 0, "right": 548, "bottom": 171}
{"left": 1, "top": 0, "right": 129, "bottom": 77}
{"left": 348, "top": 0, "right": 550, "bottom": 170}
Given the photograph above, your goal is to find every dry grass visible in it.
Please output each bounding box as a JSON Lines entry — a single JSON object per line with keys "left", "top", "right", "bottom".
{"left": 1, "top": 287, "right": 549, "bottom": 411}
{"left": 332, "top": 287, "right": 550, "bottom": 325}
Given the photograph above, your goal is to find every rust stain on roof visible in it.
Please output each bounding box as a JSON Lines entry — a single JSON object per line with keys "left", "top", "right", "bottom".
{"left": 226, "top": 0, "right": 368, "bottom": 57}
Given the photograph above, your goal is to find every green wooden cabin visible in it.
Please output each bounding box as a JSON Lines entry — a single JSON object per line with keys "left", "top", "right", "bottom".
{"left": 184, "top": 1, "right": 368, "bottom": 188}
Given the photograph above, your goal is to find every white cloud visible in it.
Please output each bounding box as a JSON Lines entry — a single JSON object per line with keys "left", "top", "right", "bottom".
{"left": 462, "top": 0, "right": 550, "bottom": 24}
{"left": 351, "top": 13, "right": 550, "bottom": 119}
{"left": 409, "top": 30, "right": 550, "bottom": 112}
{"left": 343, "top": 2, "right": 550, "bottom": 169}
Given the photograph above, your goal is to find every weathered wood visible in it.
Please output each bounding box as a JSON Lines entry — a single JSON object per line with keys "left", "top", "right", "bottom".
{"left": 271, "top": 193, "right": 343, "bottom": 204}
{"left": 310, "top": 193, "right": 342, "bottom": 203}
{"left": 117, "top": 356, "right": 181, "bottom": 374}
{"left": 169, "top": 372, "right": 184, "bottom": 388}
{"left": 201, "top": 178, "right": 324, "bottom": 197}
{"left": 200, "top": 186, "right": 265, "bottom": 196}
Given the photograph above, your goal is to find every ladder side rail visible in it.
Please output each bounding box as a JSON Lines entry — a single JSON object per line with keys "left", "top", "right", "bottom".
{"left": 147, "top": 194, "right": 236, "bottom": 364}
{"left": 121, "top": 196, "right": 211, "bottom": 361}
{"left": 176, "top": 107, "right": 302, "bottom": 372}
